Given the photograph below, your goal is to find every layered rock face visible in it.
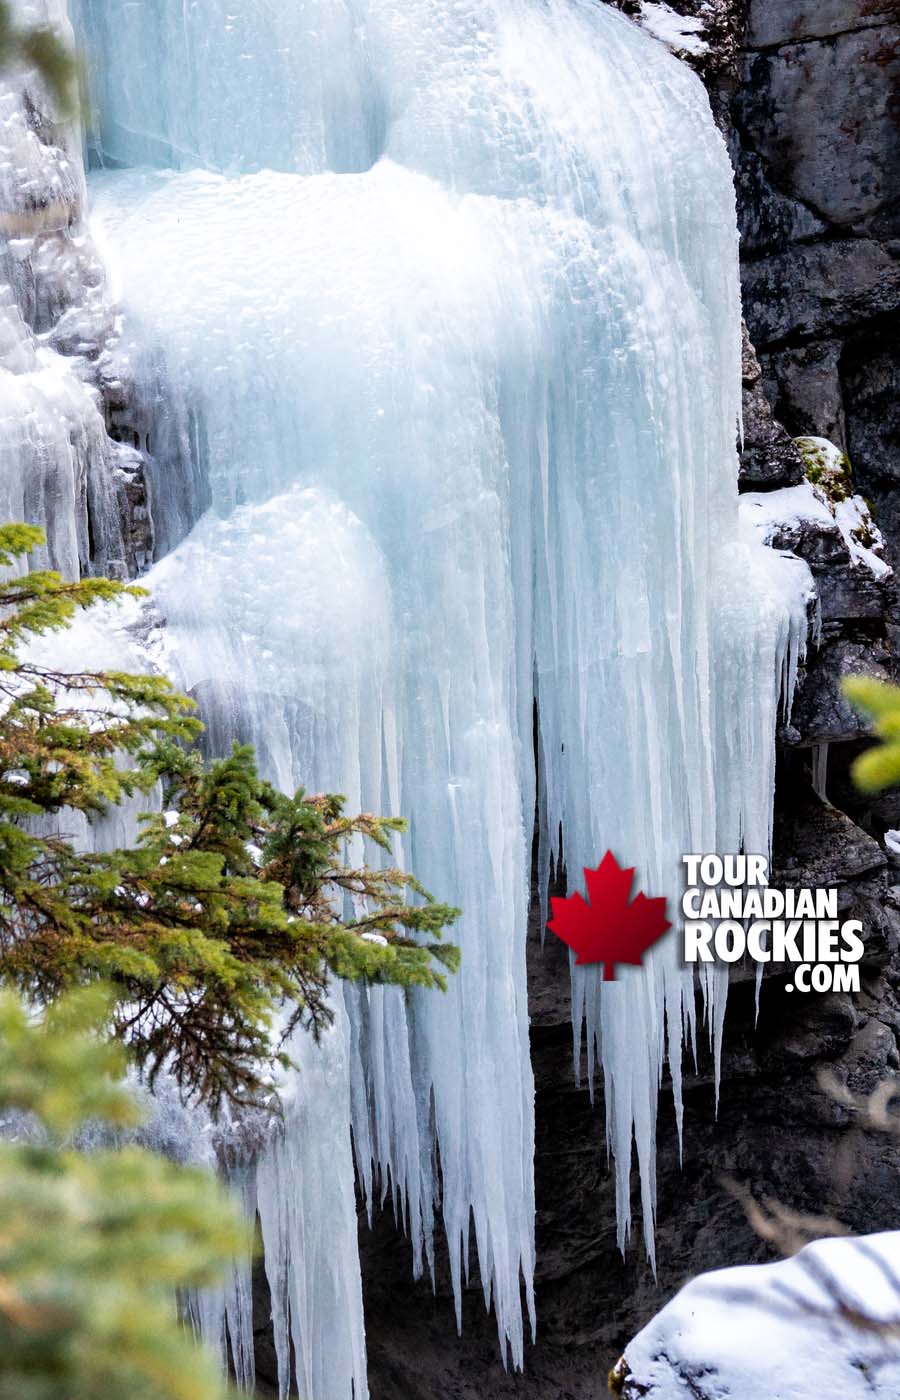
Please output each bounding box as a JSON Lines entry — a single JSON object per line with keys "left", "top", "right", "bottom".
{"left": 734, "top": 0, "right": 900, "bottom": 776}
{"left": 731, "top": 0, "right": 900, "bottom": 1276}
{"left": 735, "top": 1, "right": 900, "bottom": 543}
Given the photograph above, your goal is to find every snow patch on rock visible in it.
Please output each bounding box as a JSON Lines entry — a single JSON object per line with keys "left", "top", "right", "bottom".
{"left": 834, "top": 494, "right": 891, "bottom": 579}
{"left": 741, "top": 466, "right": 891, "bottom": 584}
{"left": 639, "top": 2, "right": 709, "bottom": 56}
{"left": 622, "top": 1232, "right": 900, "bottom": 1399}
{"left": 741, "top": 481, "right": 835, "bottom": 540}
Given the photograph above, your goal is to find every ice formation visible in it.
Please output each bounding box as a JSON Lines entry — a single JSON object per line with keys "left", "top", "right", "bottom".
{"left": 2, "top": 0, "right": 817, "bottom": 1392}
{"left": 115, "top": 987, "right": 366, "bottom": 1400}
{"left": 0, "top": 0, "right": 145, "bottom": 580}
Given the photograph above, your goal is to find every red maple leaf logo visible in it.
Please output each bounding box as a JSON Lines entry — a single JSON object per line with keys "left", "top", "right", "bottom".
{"left": 547, "top": 851, "right": 671, "bottom": 980}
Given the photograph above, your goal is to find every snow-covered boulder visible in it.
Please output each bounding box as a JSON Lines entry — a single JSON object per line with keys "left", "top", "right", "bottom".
{"left": 617, "top": 1233, "right": 900, "bottom": 1400}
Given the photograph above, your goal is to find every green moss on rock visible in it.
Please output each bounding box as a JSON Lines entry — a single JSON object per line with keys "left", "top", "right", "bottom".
{"left": 795, "top": 435, "right": 853, "bottom": 502}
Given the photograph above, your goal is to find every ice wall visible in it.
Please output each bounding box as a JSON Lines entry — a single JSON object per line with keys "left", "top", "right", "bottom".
{"left": 5, "top": 0, "right": 815, "bottom": 1392}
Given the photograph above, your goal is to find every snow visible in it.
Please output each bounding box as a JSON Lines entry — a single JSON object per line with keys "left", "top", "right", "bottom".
{"left": 741, "top": 476, "right": 891, "bottom": 582}
{"left": 885, "top": 830, "right": 900, "bottom": 856}
{"left": 792, "top": 437, "right": 891, "bottom": 578}
{"left": 639, "top": 3, "right": 709, "bottom": 56}
{"left": 835, "top": 495, "right": 892, "bottom": 579}
{"left": 624, "top": 1232, "right": 900, "bottom": 1400}
{"left": 8, "top": 0, "right": 817, "bottom": 1390}
{"left": 741, "top": 482, "right": 836, "bottom": 541}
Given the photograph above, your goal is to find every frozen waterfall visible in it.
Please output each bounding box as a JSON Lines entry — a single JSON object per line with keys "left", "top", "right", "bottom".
{"left": 4, "top": 0, "right": 814, "bottom": 1393}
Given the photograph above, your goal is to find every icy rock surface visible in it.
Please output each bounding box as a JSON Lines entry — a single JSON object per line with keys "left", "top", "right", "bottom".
{"left": 0, "top": 286, "right": 107, "bottom": 577}
{"left": 622, "top": 1232, "right": 900, "bottom": 1400}
{"left": 0, "top": 0, "right": 139, "bottom": 578}
{"left": 46, "top": 0, "right": 815, "bottom": 1392}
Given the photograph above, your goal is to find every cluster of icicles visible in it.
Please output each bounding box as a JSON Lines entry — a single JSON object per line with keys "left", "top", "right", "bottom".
{"left": 0, "top": 0, "right": 814, "bottom": 1393}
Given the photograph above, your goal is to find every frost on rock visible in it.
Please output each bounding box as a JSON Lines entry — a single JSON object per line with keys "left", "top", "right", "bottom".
{"left": 795, "top": 435, "right": 852, "bottom": 493}
{"left": 0, "top": 286, "right": 106, "bottom": 577}
{"left": 8, "top": 0, "right": 819, "bottom": 1390}
{"left": 621, "top": 1232, "right": 900, "bottom": 1400}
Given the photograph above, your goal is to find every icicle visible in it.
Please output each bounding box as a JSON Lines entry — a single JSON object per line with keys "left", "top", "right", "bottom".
{"left": 184, "top": 1167, "right": 256, "bottom": 1393}
{"left": 132, "top": 991, "right": 368, "bottom": 1400}
{"left": 255, "top": 990, "right": 369, "bottom": 1400}
{"left": 812, "top": 743, "right": 829, "bottom": 802}
{"left": 83, "top": 153, "right": 542, "bottom": 1361}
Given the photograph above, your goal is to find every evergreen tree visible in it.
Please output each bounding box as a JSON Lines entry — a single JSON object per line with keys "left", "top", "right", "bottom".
{"left": 0, "top": 524, "right": 459, "bottom": 1110}
{"left": 844, "top": 676, "right": 900, "bottom": 793}
{"left": 0, "top": 985, "right": 247, "bottom": 1400}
